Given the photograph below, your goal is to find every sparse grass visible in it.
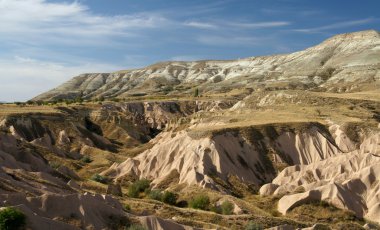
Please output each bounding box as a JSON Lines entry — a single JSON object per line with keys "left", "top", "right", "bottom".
{"left": 220, "top": 201, "right": 234, "bottom": 215}
{"left": 245, "top": 221, "right": 264, "bottom": 230}
{"left": 287, "top": 201, "right": 361, "bottom": 225}
{"left": 127, "top": 224, "right": 147, "bottom": 230}
{"left": 0, "top": 104, "right": 59, "bottom": 115}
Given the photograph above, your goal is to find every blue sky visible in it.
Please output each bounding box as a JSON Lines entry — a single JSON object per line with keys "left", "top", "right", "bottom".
{"left": 0, "top": 0, "right": 379, "bottom": 102}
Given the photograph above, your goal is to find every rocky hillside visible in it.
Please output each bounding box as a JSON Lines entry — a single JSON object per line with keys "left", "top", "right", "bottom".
{"left": 33, "top": 30, "right": 380, "bottom": 101}
{"left": 1, "top": 30, "right": 380, "bottom": 230}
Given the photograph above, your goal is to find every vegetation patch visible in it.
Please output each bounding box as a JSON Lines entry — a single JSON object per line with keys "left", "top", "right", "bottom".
{"left": 128, "top": 179, "right": 151, "bottom": 198}
{"left": 0, "top": 207, "right": 26, "bottom": 230}
{"left": 189, "top": 194, "right": 210, "bottom": 210}
{"left": 91, "top": 174, "right": 108, "bottom": 184}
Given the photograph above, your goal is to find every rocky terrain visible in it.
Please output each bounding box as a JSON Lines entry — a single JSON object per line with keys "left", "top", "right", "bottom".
{"left": 34, "top": 30, "right": 380, "bottom": 102}
{"left": 0, "top": 30, "right": 379, "bottom": 229}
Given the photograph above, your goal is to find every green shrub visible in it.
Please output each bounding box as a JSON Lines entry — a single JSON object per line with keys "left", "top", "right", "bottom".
{"left": 81, "top": 155, "right": 93, "bottom": 163}
{"left": 127, "top": 185, "right": 140, "bottom": 198}
{"left": 91, "top": 174, "right": 107, "bottom": 184}
{"left": 148, "top": 189, "right": 162, "bottom": 201}
{"left": 49, "top": 161, "right": 61, "bottom": 169}
{"left": 128, "top": 179, "right": 151, "bottom": 198}
{"left": 245, "top": 221, "right": 263, "bottom": 230}
{"left": 220, "top": 201, "right": 234, "bottom": 215}
{"left": 123, "top": 204, "right": 131, "bottom": 212}
{"left": 0, "top": 207, "right": 26, "bottom": 230}
{"left": 161, "top": 191, "right": 177, "bottom": 205}
{"left": 189, "top": 194, "right": 210, "bottom": 210}
{"left": 134, "top": 179, "right": 150, "bottom": 192}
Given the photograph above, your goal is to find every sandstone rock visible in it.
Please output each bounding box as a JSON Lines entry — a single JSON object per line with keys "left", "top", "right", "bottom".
{"left": 58, "top": 130, "right": 70, "bottom": 145}
{"left": 259, "top": 183, "right": 279, "bottom": 196}
{"left": 139, "top": 216, "right": 203, "bottom": 230}
{"left": 261, "top": 131, "right": 380, "bottom": 224}
{"left": 67, "top": 180, "right": 80, "bottom": 190}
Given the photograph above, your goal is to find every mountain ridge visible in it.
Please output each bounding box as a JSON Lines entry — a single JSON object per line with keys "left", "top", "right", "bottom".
{"left": 33, "top": 29, "right": 380, "bottom": 102}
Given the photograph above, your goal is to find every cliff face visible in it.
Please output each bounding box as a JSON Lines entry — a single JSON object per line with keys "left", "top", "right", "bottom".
{"left": 33, "top": 30, "right": 380, "bottom": 101}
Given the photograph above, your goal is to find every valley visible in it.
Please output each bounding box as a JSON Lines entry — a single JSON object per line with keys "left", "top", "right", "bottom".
{"left": 0, "top": 30, "right": 380, "bottom": 230}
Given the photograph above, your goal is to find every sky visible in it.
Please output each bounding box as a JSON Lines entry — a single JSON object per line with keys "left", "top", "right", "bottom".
{"left": 0, "top": 0, "right": 379, "bottom": 102}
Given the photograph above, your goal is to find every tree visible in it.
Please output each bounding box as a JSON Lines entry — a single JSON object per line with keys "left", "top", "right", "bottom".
{"left": 0, "top": 207, "right": 26, "bottom": 230}
{"left": 161, "top": 191, "right": 177, "bottom": 205}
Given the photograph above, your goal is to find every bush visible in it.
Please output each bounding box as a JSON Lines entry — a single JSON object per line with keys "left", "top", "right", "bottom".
{"left": 81, "top": 155, "right": 93, "bottom": 163}
{"left": 128, "top": 185, "right": 140, "bottom": 198}
{"left": 147, "top": 189, "right": 162, "bottom": 201}
{"left": 123, "top": 204, "right": 131, "bottom": 212}
{"left": 189, "top": 194, "right": 210, "bottom": 210}
{"left": 128, "top": 179, "right": 151, "bottom": 198}
{"left": 91, "top": 174, "right": 107, "bottom": 184}
{"left": 245, "top": 221, "right": 263, "bottom": 230}
{"left": 0, "top": 207, "right": 26, "bottom": 230}
{"left": 220, "top": 201, "right": 234, "bottom": 215}
{"left": 161, "top": 191, "right": 177, "bottom": 205}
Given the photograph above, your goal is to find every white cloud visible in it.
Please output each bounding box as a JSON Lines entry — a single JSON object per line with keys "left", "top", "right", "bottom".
{"left": 184, "top": 21, "right": 218, "bottom": 29}
{"left": 294, "top": 18, "right": 376, "bottom": 33}
{"left": 0, "top": 56, "right": 123, "bottom": 102}
{"left": 0, "top": 0, "right": 170, "bottom": 46}
{"left": 183, "top": 20, "right": 290, "bottom": 30}
{"left": 228, "top": 21, "right": 291, "bottom": 29}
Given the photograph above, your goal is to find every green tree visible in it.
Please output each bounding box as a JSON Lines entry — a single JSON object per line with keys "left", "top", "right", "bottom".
{"left": 0, "top": 207, "right": 26, "bottom": 230}
{"left": 161, "top": 191, "right": 177, "bottom": 205}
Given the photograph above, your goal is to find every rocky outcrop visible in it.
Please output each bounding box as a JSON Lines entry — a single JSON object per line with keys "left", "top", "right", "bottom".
{"left": 33, "top": 30, "right": 380, "bottom": 101}
{"left": 1, "top": 193, "right": 127, "bottom": 230}
{"left": 104, "top": 130, "right": 276, "bottom": 189}
{"left": 260, "top": 130, "right": 380, "bottom": 224}
{"left": 139, "top": 216, "right": 203, "bottom": 230}
{"left": 104, "top": 123, "right": 345, "bottom": 191}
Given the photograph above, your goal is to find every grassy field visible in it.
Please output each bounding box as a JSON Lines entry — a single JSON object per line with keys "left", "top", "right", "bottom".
{"left": 0, "top": 104, "right": 59, "bottom": 116}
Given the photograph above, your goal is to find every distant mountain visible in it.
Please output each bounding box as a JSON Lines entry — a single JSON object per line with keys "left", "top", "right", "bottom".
{"left": 33, "top": 30, "right": 380, "bottom": 101}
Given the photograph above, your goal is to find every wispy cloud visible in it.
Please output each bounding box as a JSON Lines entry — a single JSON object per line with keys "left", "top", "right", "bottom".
{"left": 184, "top": 20, "right": 290, "bottom": 30}
{"left": 0, "top": 0, "right": 170, "bottom": 46}
{"left": 294, "top": 18, "right": 376, "bottom": 33}
{"left": 228, "top": 21, "right": 291, "bottom": 29}
{"left": 261, "top": 8, "right": 323, "bottom": 17}
{"left": 184, "top": 21, "right": 218, "bottom": 29}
